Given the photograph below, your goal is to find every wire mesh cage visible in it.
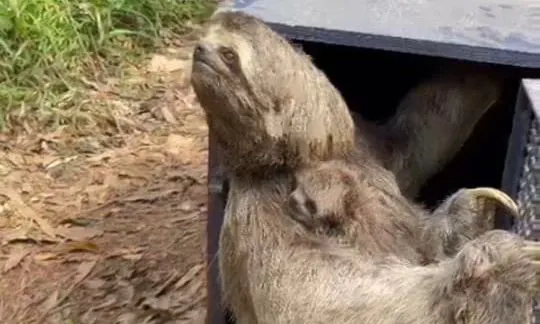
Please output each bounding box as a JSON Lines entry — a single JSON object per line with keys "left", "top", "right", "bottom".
{"left": 504, "top": 80, "right": 540, "bottom": 323}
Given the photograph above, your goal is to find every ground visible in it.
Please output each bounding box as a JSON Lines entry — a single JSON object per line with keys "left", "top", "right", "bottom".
{"left": 0, "top": 36, "right": 211, "bottom": 323}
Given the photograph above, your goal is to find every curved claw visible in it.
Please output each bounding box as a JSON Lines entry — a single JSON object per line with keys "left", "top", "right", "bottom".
{"left": 523, "top": 244, "right": 540, "bottom": 291}
{"left": 465, "top": 187, "right": 520, "bottom": 219}
{"left": 523, "top": 242, "right": 540, "bottom": 259}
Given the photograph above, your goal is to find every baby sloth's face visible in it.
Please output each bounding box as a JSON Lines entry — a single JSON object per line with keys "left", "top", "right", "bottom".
{"left": 288, "top": 166, "right": 356, "bottom": 233}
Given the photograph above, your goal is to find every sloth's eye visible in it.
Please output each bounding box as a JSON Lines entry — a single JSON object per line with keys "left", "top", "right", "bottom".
{"left": 304, "top": 198, "right": 317, "bottom": 216}
{"left": 219, "top": 47, "right": 237, "bottom": 64}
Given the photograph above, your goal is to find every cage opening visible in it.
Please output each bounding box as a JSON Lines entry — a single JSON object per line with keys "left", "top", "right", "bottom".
{"left": 296, "top": 40, "right": 520, "bottom": 209}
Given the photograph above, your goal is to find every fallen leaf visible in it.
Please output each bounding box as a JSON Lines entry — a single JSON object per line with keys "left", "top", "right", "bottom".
{"left": 0, "top": 188, "right": 58, "bottom": 240}
{"left": 92, "top": 295, "right": 117, "bottom": 310}
{"left": 161, "top": 106, "right": 178, "bottom": 124}
{"left": 41, "top": 290, "right": 60, "bottom": 313}
{"left": 59, "top": 241, "right": 99, "bottom": 253}
{"left": 84, "top": 278, "right": 107, "bottom": 290}
{"left": 5, "top": 152, "right": 26, "bottom": 167}
{"left": 2, "top": 228, "right": 31, "bottom": 244}
{"left": 74, "top": 259, "right": 98, "bottom": 283}
{"left": 121, "top": 253, "right": 143, "bottom": 261}
{"left": 139, "top": 296, "right": 171, "bottom": 311}
{"left": 147, "top": 54, "right": 187, "bottom": 73}
{"left": 154, "top": 271, "right": 179, "bottom": 297}
{"left": 164, "top": 134, "right": 196, "bottom": 158}
{"left": 179, "top": 200, "right": 195, "bottom": 212}
{"left": 117, "top": 284, "right": 135, "bottom": 306}
{"left": 55, "top": 226, "right": 103, "bottom": 241}
{"left": 174, "top": 264, "right": 204, "bottom": 290}
{"left": 117, "top": 312, "right": 137, "bottom": 324}
{"left": 44, "top": 155, "right": 78, "bottom": 170}
{"left": 34, "top": 252, "right": 60, "bottom": 261}
{"left": 39, "top": 259, "right": 98, "bottom": 321}
{"left": 123, "top": 189, "right": 179, "bottom": 203}
{"left": 3, "top": 249, "right": 30, "bottom": 273}
{"left": 59, "top": 217, "right": 97, "bottom": 227}
{"left": 86, "top": 151, "right": 113, "bottom": 163}
{"left": 107, "top": 247, "right": 145, "bottom": 259}
{"left": 177, "top": 277, "right": 203, "bottom": 303}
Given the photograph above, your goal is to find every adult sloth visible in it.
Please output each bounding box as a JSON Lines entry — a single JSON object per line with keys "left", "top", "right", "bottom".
{"left": 191, "top": 11, "right": 538, "bottom": 324}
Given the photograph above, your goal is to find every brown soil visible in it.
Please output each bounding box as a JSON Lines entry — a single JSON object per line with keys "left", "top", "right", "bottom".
{"left": 0, "top": 39, "right": 211, "bottom": 324}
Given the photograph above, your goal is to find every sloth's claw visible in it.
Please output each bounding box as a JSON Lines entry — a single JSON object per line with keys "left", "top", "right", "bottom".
{"left": 523, "top": 241, "right": 540, "bottom": 259}
{"left": 465, "top": 187, "right": 519, "bottom": 220}
{"left": 523, "top": 242, "right": 540, "bottom": 290}
{"left": 458, "top": 187, "right": 520, "bottom": 223}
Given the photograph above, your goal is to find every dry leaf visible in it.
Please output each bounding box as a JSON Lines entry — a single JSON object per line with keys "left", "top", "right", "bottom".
{"left": 39, "top": 260, "right": 98, "bottom": 321}
{"left": 107, "top": 247, "right": 145, "bottom": 259}
{"left": 59, "top": 217, "right": 96, "bottom": 227}
{"left": 164, "top": 134, "right": 196, "bottom": 158}
{"left": 2, "top": 228, "right": 31, "bottom": 244}
{"left": 0, "top": 188, "right": 57, "bottom": 240}
{"left": 175, "top": 264, "right": 204, "bottom": 290}
{"left": 3, "top": 249, "right": 30, "bottom": 273}
{"left": 34, "top": 252, "right": 60, "bottom": 261}
{"left": 154, "top": 271, "right": 179, "bottom": 297}
{"left": 179, "top": 201, "right": 195, "bottom": 213}
{"left": 41, "top": 290, "right": 60, "bottom": 313}
{"left": 139, "top": 296, "right": 171, "bottom": 311}
{"left": 55, "top": 226, "right": 103, "bottom": 241}
{"left": 117, "top": 284, "right": 135, "bottom": 306}
{"left": 92, "top": 295, "right": 117, "bottom": 310}
{"left": 161, "top": 106, "right": 178, "bottom": 124}
{"left": 121, "top": 253, "right": 143, "bottom": 261}
{"left": 60, "top": 241, "right": 99, "bottom": 253}
{"left": 147, "top": 54, "right": 187, "bottom": 73}
{"left": 75, "top": 260, "right": 98, "bottom": 283}
{"left": 83, "top": 279, "right": 107, "bottom": 290}
{"left": 117, "top": 312, "right": 137, "bottom": 324}
{"left": 44, "top": 155, "right": 78, "bottom": 170}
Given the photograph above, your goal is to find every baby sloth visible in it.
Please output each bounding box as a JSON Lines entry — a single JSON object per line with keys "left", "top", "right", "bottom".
{"left": 288, "top": 160, "right": 521, "bottom": 261}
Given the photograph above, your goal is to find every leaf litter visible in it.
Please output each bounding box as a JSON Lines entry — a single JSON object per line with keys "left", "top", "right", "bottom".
{"left": 0, "top": 43, "right": 209, "bottom": 323}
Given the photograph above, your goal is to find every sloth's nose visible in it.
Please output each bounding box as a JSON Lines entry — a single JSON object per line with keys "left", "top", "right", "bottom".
{"left": 194, "top": 44, "right": 204, "bottom": 56}
{"left": 194, "top": 43, "right": 211, "bottom": 59}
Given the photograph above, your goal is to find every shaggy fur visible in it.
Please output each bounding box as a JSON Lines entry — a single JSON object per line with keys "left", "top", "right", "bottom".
{"left": 289, "top": 160, "right": 521, "bottom": 264}
{"left": 191, "top": 11, "right": 536, "bottom": 324}
{"left": 379, "top": 66, "right": 503, "bottom": 197}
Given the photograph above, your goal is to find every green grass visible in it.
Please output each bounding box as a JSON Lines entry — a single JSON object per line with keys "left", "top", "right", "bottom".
{"left": 0, "top": 0, "right": 216, "bottom": 131}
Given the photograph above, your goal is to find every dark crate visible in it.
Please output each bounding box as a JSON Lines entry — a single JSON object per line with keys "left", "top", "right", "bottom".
{"left": 206, "top": 2, "right": 540, "bottom": 323}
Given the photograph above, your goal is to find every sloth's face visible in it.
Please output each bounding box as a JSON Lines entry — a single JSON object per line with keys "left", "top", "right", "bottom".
{"left": 190, "top": 11, "right": 355, "bottom": 171}
{"left": 190, "top": 12, "right": 295, "bottom": 159}
{"left": 288, "top": 168, "right": 353, "bottom": 232}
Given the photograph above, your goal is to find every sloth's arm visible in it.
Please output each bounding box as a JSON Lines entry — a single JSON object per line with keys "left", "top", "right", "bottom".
{"left": 254, "top": 252, "right": 452, "bottom": 323}
{"left": 424, "top": 187, "right": 520, "bottom": 258}
{"left": 379, "top": 67, "right": 503, "bottom": 198}
{"left": 255, "top": 231, "right": 536, "bottom": 324}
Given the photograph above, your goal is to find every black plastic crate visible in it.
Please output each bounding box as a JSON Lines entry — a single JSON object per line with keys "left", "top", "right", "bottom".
{"left": 205, "top": 2, "right": 540, "bottom": 323}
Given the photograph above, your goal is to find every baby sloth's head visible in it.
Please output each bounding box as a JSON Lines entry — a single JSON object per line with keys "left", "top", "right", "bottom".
{"left": 288, "top": 161, "right": 359, "bottom": 234}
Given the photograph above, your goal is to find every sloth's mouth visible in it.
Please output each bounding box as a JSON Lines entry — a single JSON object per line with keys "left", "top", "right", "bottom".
{"left": 193, "top": 57, "right": 216, "bottom": 73}
{"left": 193, "top": 45, "right": 220, "bottom": 73}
